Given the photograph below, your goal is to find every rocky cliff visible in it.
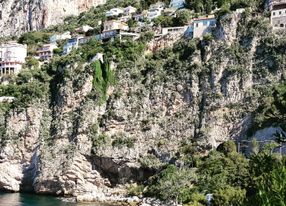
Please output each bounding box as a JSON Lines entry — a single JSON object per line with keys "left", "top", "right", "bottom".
{"left": 0, "top": 10, "right": 285, "bottom": 204}
{"left": 0, "top": 0, "right": 105, "bottom": 37}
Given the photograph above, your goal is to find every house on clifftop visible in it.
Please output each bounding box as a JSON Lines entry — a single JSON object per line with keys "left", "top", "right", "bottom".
{"left": 0, "top": 42, "right": 27, "bottom": 76}
{"left": 36, "top": 43, "right": 58, "bottom": 62}
{"left": 270, "top": 0, "right": 286, "bottom": 29}
{"left": 192, "top": 15, "right": 217, "bottom": 39}
{"left": 169, "top": 0, "right": 186, "bottom": 9}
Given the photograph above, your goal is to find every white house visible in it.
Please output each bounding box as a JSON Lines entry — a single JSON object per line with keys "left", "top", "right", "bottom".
{"left": 75, "top": 25, "right": 94, "bottom": 33}
{"left": 93, "top": 0, "right": 107, "bottom": 7}
{"left": 147, "top": 8, "right": 162, "bottom": 20}
{"left": 119, "top": 15, "right": 132, "bottom": 22}
{"left": 268, "top": 0, "right": 286, "bottom": 10}
{"left": 134, "top": 10, "right": 148, "bottom": 21}
{"left": 147, "top": 2, "right": 165, "bottom": 21}
{"left": 161, "top": 26, "right": 188, "bottom": 35}
{"left": 124, "top": 6, "right": 137, "bottom": 15}
{"left": 103, "top": 20, "right": 129, "bottom": 32}
{"left": 118, "top": 31, "right": 141, "bottom": 41}
{"left": 106, "top": 8, "right": 124, "bottom": 17}
{"left": 0, "top": 42, "right": 27, "bottom": 76}
{"left": 36, "top": 43, "right": 58, "bottom": 61}
{"left": 0, "top": 96, "right": 15, "bottom": 103}
{"left": 169, "top": 0, "right": 185, "bottom": 9}
{"left": 50, "top": 31, "right": 72, "bottom": 43}
{"left": 63, "top": 36, "right": 89, "bottom": 55}
{"left": 192, "top": 16, "right": 216, "bottom": 38}
{"left": 270, "top": 2, "right": 286, "bottom": 29}
{"left": 150, "top": 2, "right": 165, "bottom": 10}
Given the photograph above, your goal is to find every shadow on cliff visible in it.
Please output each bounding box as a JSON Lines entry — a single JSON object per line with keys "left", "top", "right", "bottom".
{"left": 19, "top": 148, "right": 63, "bottom": 195}
{"left": 91, "top": 155, "right": 155, "bottom": 186}
{"left": 19, "top": 150, "right": 37, "bottom": 193}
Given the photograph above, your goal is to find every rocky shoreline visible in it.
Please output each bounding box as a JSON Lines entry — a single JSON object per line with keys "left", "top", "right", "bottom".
{"left": 75, "top": 194, "right": 176, "bottom": 206}
{"left": 76, "top": 193, "right": 173, "bottom": 206}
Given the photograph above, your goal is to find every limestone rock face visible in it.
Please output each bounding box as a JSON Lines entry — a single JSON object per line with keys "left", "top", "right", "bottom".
{"left": 0, "top": 10, "right": 284, "bottom": 203}
{"left": 0, "top": 0, "right": 106, "bottom": 37}
{"left": 0, "top": 106, "right": 44, "bottom": 192}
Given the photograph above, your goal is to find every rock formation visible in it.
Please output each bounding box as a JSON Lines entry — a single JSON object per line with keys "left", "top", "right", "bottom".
{"left": 0, "top": 0, "right": 106, "bottom": 37}
{"left": 0, "top": 9, "right": 285, "bottom": 204}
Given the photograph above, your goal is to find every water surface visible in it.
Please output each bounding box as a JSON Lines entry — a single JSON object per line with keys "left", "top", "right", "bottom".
{"left": 0, "top": 193, "right": 113, "bottom": 206}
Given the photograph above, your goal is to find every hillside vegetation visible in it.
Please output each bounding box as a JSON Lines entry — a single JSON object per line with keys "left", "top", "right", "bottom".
{"left": 0, "top": 0, "right": 285, "bottom": 205}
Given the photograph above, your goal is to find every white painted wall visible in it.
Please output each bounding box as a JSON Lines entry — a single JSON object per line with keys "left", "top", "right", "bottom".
{"left": 0, "top": 42, "right": 27, "bottom": 63}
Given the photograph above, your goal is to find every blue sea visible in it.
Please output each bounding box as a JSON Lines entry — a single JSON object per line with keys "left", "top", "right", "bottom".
{"left": 0, "top": 193, "right": 113, "bottom": 206}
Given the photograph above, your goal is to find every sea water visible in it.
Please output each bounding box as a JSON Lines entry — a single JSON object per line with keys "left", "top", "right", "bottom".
{"left": 0, "top": 193, "right": 112, "bottom": 206}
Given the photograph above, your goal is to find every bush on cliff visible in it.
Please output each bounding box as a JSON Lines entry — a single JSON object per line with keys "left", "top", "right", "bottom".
{"left": 145, "top": 140, "right": 286, "bottom": 206}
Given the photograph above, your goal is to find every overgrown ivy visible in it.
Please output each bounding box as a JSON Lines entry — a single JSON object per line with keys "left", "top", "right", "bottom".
{"left": 91, "top": 58, "right": 115, "bottom": 104}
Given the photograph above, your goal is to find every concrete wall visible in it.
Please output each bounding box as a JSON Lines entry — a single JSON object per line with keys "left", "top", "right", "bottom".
{"left": 0, "top": 43, "right": 27, "bottom": 63}
{"left": 193, "top": 19, "right": 216, "bottom": 38}
{"left": 271, "top": 8, "right": 286, "bottom": 28}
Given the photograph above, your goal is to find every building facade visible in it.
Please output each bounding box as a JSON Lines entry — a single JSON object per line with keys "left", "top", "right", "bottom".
{"left": 147, "top": 2, "right": 165, "bottom": 21}
{"left": 63, "top": 36, "right": 89, "bottom": 55}
{"left": 270, "top": 2, "right": 286, "bottom": 29}
{"left": 50, "top": 32, "right": 72, "bottom": 43}
{"left": 268, "top": 0, "right": 286, "bottom": 10}
{"left": 92, "top": 0, "right": 106, "bottom": 7}
{"left": 37, "top": 43, "right": 58, "bottom": 61}
{"left": 106, "top": 8, "right": 124, "bottom": 17}
{"left": 103, "top": 20, "right": 129, "bottom": 32}
{"left": 169, "top": 0, "right": 185, "bottom": 9}
{"left": 147, "top": 9, "right": 162, "bottom": 20}
{"left": 161, "top": 26, "right": 188, "bottom": 35}
{"left": 150, "top": 2, "right": 165, "bottom": 10}
{"left": 192, "top": 16, "right": 216, "bottom": 38}
{"left": 124, "top": 6, "right": 137, "bottom": 15}
{"left": 0, "top": 42, "right": 27, "bottom": 76}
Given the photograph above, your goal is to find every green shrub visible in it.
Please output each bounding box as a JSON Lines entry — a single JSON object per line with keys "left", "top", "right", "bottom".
{"left": 91, "top": 58, "right": 115, "bottom": 104}
{"left": 127, "top": 184, "right": 145, "bottom": 196}
{"left": 197, "top": 151, "right": 249, "bottom": 192}
{"left": 203, "top": 33, "right": 214, "bottom": 42}
{"left": 174, "top": 9, "right": 192, "bottom": 26}
{"left": 18, "top": 31, "right": 50, "bottom": 45}
{"left": 249, "top": 83, "right": 286, "bottom": 135}
{"left": 89, "top": 124, "right": 108, "bottom": 152}
{"left": 139, "top": 154, "right": 163, "bottom": 169}
{"left": 112, "top": 136, "right": 135, "bottom": 148}
{"left": 25, "top": 57, "right": 40, "bottom": 68}
{"left": 213, "top": 186, "right": 246, "bottom": 206}
{"left": 217, "top": 140, "right": 237, "bottom": 155}
{"left": 248, "top": 146, "right": 286, "bottom": 205}
{"left": 145, "top": 165, "right": 197, "bottom": 204}
{"left": 0, "top": 68, "right": 51, "bottom": 108}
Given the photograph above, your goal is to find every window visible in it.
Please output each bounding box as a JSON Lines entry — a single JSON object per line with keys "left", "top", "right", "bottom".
{"left": 280, "top": 24, "right": 284, "bottom": 27}
{"left": 5, "top": 51, "right": 11, "bottom": 59}
{"left": 203, "top": 21, "right": 208, "bottom": 26}
{"left": 273, "top": 12, "right": 276, "bottom": 16}
{"left": 279, "top": 11, "right": 282, "bottom": 15}
{"left": 196, "top": 23, "right": 199, "bottom": 27}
